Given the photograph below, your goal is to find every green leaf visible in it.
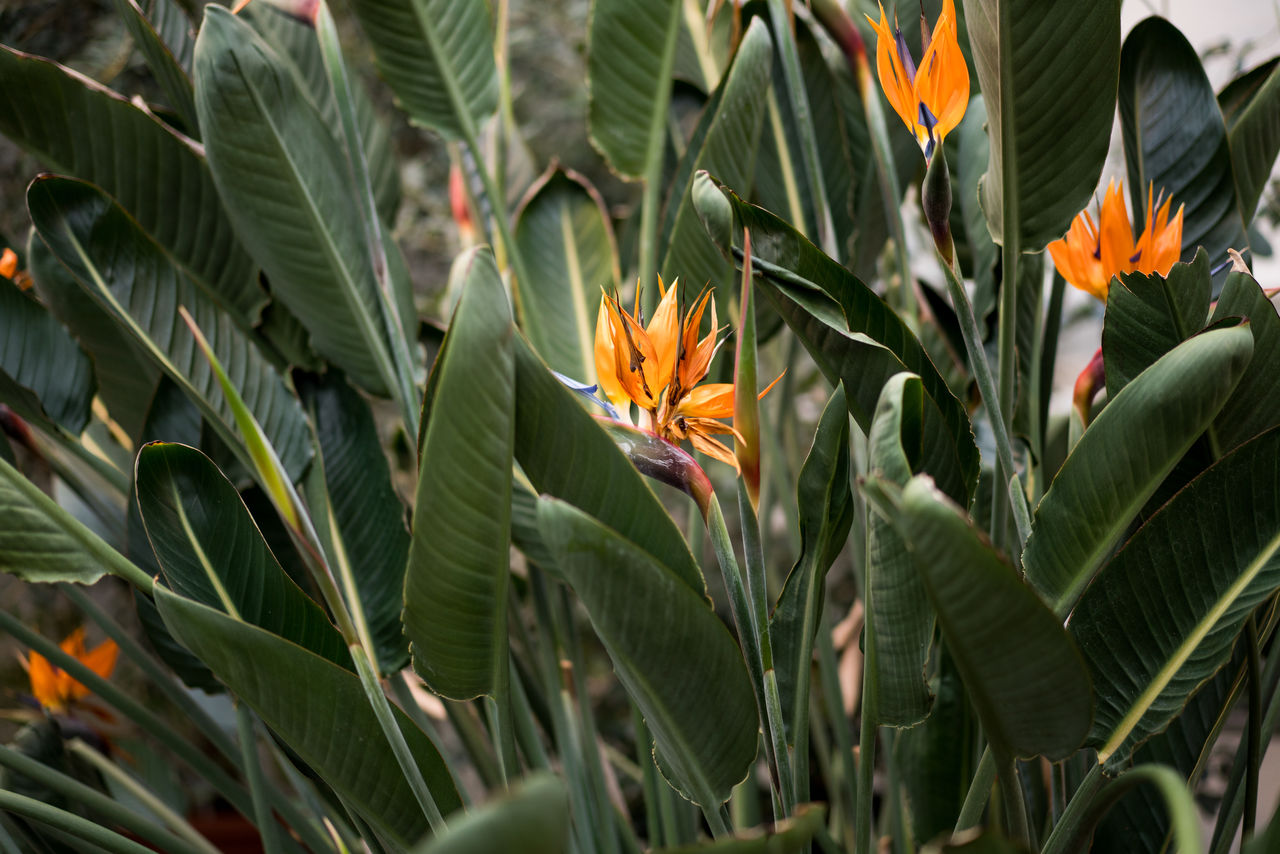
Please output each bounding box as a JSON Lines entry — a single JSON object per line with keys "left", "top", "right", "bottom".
{"left": 1224, "top": 60, "right": 1280, "bottom": 223}
{"left": 135, "top": 441, "right": 349, "bottom": 667}
{"left": 512, "top": 335, "right": 704, "bottom": 594}
{"left": 346, "top": 0, "right": 497, "bottom": 140}
{"left": 697, "top": 180, "right": 978, "bottom": 503}
{"left": 1208, "top": 268, "right": 1280, "bottom": 452}
{"left": 1102, "top": 250, "right": 1212, "bottom": 398}
{"left": 955, "top": 95, "right": 998, "bottom": 325}
{"left": 194, "top": 6, "right": 400, "bottom": 398}
{"left": 659, "top": 19, "right": 772, "bottom": 304}
{"left": 0, "top": 46, "right": 264, "bottom": 320}
{"left": 1073, "top": 425, "right": 1280, "bottom": 770}
{"left": 536, "top": 496, "right": 757, "bottom": 806}
{"left": 1119, "top": 17, "right": 1247, "bottom": 268}
{"left": 1220, "top": 59, "right": 1279, "bottom": 128}
{"left": 0, "top": 456, "right": 147, "bottom": 587}
{"left": 404, "top": 248, "right": 513, "bottom": 700}
{"left": 513, "top": 168, "right": 618, "bottom": 384}
{"left": 772, "top": 385, "right": 853, "bottom": 742}
{"left": 965, "top": 0, "right": 1120, "bottom": 250}
{"left": 1022, "top": 324, "right": 1254, "bottom": 614}
{"left": 110, "top": 0, "right": 197, "bottom": 132}
{"left": 654, "top": 803, "right": 827, "bottom": 853}
{"left": 153, "top": 586, "right": 462, "bottom": 846}
{"left": 867, "top": 476, "right": 1093, "bottom": 760}
{"left": 866, "top": 374, "right": 935, "bottom": 727}
{"left": 0, "top": 277, "right": 95, "bottom": 434}
{"left": 299, "top": 372, "right": 411, "bottom": 674}
{"left": 27, "top": 175, "right": 313, "bottom": 481}
{"left": 587, "top": 0, "right": 681, "bottom": 179}
{"left": 410, "top": 774, "right": 569, "bottom": 854}
{"left": 141, "top": 0, "right": 195, "bottom": 75}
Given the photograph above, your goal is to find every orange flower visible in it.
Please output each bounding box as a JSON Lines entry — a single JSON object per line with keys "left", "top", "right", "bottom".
{"left": 867, "top": 0, "right": 969, "bottom": 161}
{"left": 1047, "top": 179, "right": 1185, "bottom": 301}
{"left": 26, "top": 627, "right": 119, "bottom": 714}
{"left": 0, "top": 248, "right": 16, "bottom": 280}
{"left": 593, "top": 279, "right": 780, "bottom": 469}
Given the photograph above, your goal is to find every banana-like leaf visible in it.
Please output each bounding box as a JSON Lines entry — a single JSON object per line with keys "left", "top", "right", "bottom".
{"left": 1119, "top": 17, "right": 1247, "bottom": 268}
{"left": 772, "top": 384, "right": 853, "bottom": 741}
{"left": 142, "top": 0, "right": 195, "bottom": 75}
{"left": 153, "top": 587, "right": 462, "bottom": 846}
{"left": 194, "top": 6, "right": 400, "bottom": 398}
{"left": 27, "top": 175, "right": 313, "bottom": 481}
{"left": 0, "top": 456, "right": 145, "bottom": 586}
{"left": 866, "top": 476, "right": 1093, "bottom": 760}
{"left": 27, "top": 225, "right": 159, "bottom": 441}
{"left": 1102, "top": 251, "right": 1212, "bottom": 398}
{"left": 1208, "top": 269, "right": 1280, "bottom": 452}
{"left": 0, "top": 277, "right": 95, "bottom": 434}
{"left": 696, "top": 177, "right": 978, "bottom": 503}
{"left": 513, "top": 168, "right": 618, "bottom": 384}
{"left": 587, "top": 0, "right": 681, "bottom": 179}
{"left": 1224, "top": 60, "right": 1280, "bottom": 221}
{"left": 410, "top": 774, "right": 568, "bottom": 854}
{"left": 655, "top": 803, "right": 826, "bottom": 853}
{"left": 536, "top": 497, "right": 757, "bottom": 806}
{"left": 1022, "top": 325, "right": 1254, "bottom": 615}
{"left": 0, "top": 46, "right": 264, "bottom": 320}
{"left": 512, "top": 335, "right": 704, "bottom": 594}
{"left": 964, "top": 0, "right": 1120, "bottom": 250}
{"left": 1073, "top": 426, "right": 1280, "bottom": 770}
{"left": 659, "top": 19, "right": 772, "bottom": 304}
{"left": 135, "top": 441, "right": 349, "bottom": 668}
{"left": 404, "top": 248, "right": 513, "bottom": 700}
{"left": 111, "top": 0, "right": 197, "bottom": 132}
{"left": 866, "top": 374, "right": 935, "bottom": 727}
{"left": 299, "top": 372, "right": 411, "bottom": 674}
{"left": 346, "top": 0, "right": 497, "bottom": 140}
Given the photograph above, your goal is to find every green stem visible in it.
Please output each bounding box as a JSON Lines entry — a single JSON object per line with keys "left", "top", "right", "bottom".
{"left": 954, "top": 747, "right": 996, "bottom": 831}
{"left": 236, "top": 703, "right": 283, "bottom": 854}
{"left": 445, "top": 701, "right": 502, "bottom": 793}
{"left": 634, "top": 707, "right": 667, "bottom": 847}
{"left": 996, "top": 751, "right": 1030, "bottom": 848}
{"left": 818, "top": 626, "right": 858, "bottom": 850}
{"left": 1042, "top": 764, "right": 1204, "bottom": 854}
{"left": 856, "top": 534, "right": 878, "bottom": 854}
{"left": 636, "top": 0, "right": 683, "bottom": 293}
{"left": 0, "top": 789, "right": 157, "bottom": 854}
{"left": 1245, "top": 615, "right": 1262, "bottom": 842}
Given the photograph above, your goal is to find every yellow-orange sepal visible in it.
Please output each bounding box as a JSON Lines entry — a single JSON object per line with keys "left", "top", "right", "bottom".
{"left": 27, "top": 627, "right": 119, "bottom": 714}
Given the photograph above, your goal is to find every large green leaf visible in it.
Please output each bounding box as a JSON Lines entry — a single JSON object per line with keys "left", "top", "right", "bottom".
{"left": 410, "top": 774, "right": 568, "bottom": 854}
{"left": 1119, "top": 17, "right": 1247, "bottom": 268}
{"left": 111, "top": 0, "right": 197, "bottom": 132}
{"left": 404, "top": 248, "right": 513, "bottom": 700}
{"left": 771, "top": 385, "right": 853, "bottom": 742}
{"left": 135, "top": 441, "right": 348, "bottom": 667}
{"left": 964, "top": 0, "right": 1120, "bottom": 250}
{"left": 194, "top": 6, "right": 400, "bottom": 398}
{"left": 299, "top": 372, "right": 411, "bottom": 674}
{"left": 655, "top": 804, "right": 826, "bottom": 853}
{"left": 587, "top": 0, "right": 681, "bottom": 179}
{"left": 513, "top": 168, "right": 618, "bottom": 384}
{"left": 1072, "top": 426, "right": 1280, "bottom": 770}
{"left": 868, "top": 476, "right": 1093, "bottom": 760}
{"left": 26, "top": 230, "right": 159, "bottom": 441}
{"left": 1022, "top": 325, "right": 1254, "bottom": 615}
{"left": 866, "top": 374, "right": 935, "bottom": 727}
{"left": 512, "top": 335, "right": 704, "bottom": 594}
{"left": 0, "top": 46, "right": 263, "bottom": 320}
{"left": 1208, "top": 269, "right": 1280, "bottom": 452}
{"left": 1224, "top": 60, "right": 1280, "bottom": 222}
{"left": 153, "top": 587, "right": 462, "bottom": 846}
{"left": 696, "top": 178, "right": 978, "bottom": 503}
{"left": 0, "top": 277, "right": 95, "bottom": 434}
{"left": 659, "top": 19, "right": 772, "bottom": 303}
{"left": 346, "top": 0, "right": 497, "bottom": 140}
{"left": 27, "top": 175, "right": 313, "bottom": 481}
{"left": 536, "top": 497, "right": 757, "bottom": 806}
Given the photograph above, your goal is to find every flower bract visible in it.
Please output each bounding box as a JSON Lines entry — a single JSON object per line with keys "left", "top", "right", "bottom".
{"left": 27, "top": 627, "right": 119, "bottom": 714}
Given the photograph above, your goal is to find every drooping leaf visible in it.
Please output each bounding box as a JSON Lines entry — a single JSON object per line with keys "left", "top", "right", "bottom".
{"left": 135, "top": 441, "right": 348, "bottom": 668}
{"left": 587, "top": 0, "right": 681, "bottom": 179}
{"left": 866, "top": 476, "right": 1093, "bottom": 760}
{"left": 346, "top": 0, "right": 498, "bottom": 140}
{"left": 1223, "top": 60, "right": 1280, "bottom": 223}
{"left": 512, "top": 335, "right": 704, "bottom": 594}
{"left": 110, "top": 0, "right": 198, "bottom": 132}
{"left": 1208, "top": 268, "right": 1280, "bottom": 452}
{"left": 965, "top": 0, "right": 1120, "bottom": 250}
{"left": 513, "top": 168, "right": 619, "bottom": 384}
{"left": 1119, "top": 17, "right": 1247, "bottom": 268}
{"left": 410, "top": 774, "right": 569, "bottom": 854}
{"left": 154, "top": 587, "right": 462, "bottom": 846}
{"left": 772, "top": 384, "right": 853, "bottom": 742}
{"left": 1073, "top": 425, "right": 1280, "bottom": 770}
{"left": 1022, "top": 324, "right": 1254, "bottom": 615}
{"left": 0, "top": 46, "right": 264, "bottom": 320}
{"left": 0, "top": 277, "right": 95, "bottom": 434}
{"left": 654, "top": 804, "right": 827, "bottom": 853}
{"left": 28, "top": 176, "right": 312, "bottom": 483}
{"left": 404, "top": 248, "right": 513, "bottom": 700}
{"left": 536, "top": 497, "right": 757, "bottom": 806}
{"left": 194, "top": 6, "right": 401, "bottom": 397}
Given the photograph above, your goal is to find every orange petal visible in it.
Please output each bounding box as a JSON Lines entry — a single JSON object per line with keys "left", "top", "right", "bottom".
{"left": 0, "top": 248, "right": 17, "bottom": 280}
{"left": 1150, "top": 202, "right": 1184, "bottom": 276}
{"left": 71, "top": 639, "right": 119, "bottom": 701}
{"left": 28, "top": 650, "right": 63, "bottom": 711}
{"left": 688, "top": 431, "right": 740, "bottom": 471}
{"left": 647, "top": 278, "right": 681, "bottom": 395}
{"left": 868, "top": 4, "right": 918, "bottom": 139}
{"left": 676, "top": 383, "right": 735, "bottom": 419}
{"left": 613, "top": 302, "right": 662, "bottom": 409}
{"left": 915, "top": 0, "right": 969, "bottom": 147}
{"left": 1049, "top": 210, "right": 1107, "bottom": 301}
{"left": 1098, "top": 179, "right": 1135, "bottom": 282}
{"left": 594, "top": 295, "right": 629, "bottom": 412}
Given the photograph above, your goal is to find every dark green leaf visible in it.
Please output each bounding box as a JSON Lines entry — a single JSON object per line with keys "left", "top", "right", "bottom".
{"left": 111, "top": 0, "right": 197, "bottom": 131}
{"left": 955, "top": 95, "right": 998, "bottom": 326}
{"left": 1208, "top": 268, "right": 1280, "bottom": 451}
{"left": 0, "top": 277, "right": 95, "bottom": 434}
{"left": 654, "top": 803, "right": 826, "bottom": 853}
{"left": 1224, "top": 59, "right": 1280, "bottom": 222}
{"left": 410, "top": 774, "right": 568, "bottom": 854}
